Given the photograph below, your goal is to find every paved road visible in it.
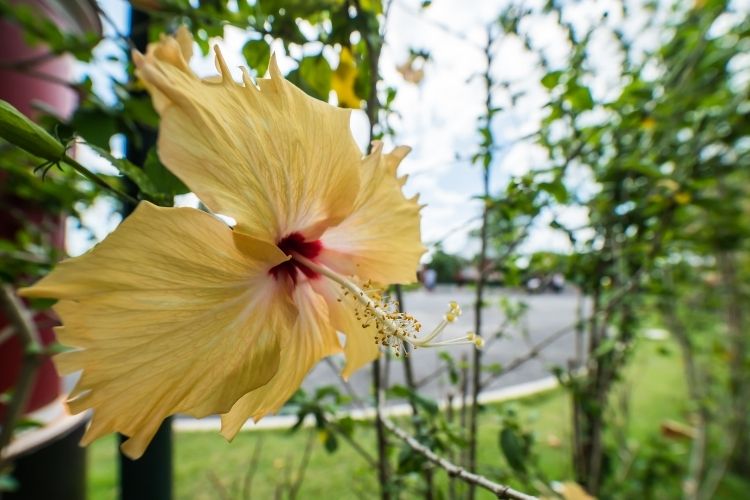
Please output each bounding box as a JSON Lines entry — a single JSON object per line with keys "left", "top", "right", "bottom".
{"left": 301, "top": 285, "right": 585, "bottom": 405}
{"left": 173, "top": 285, "right": 584, "bottom": 428}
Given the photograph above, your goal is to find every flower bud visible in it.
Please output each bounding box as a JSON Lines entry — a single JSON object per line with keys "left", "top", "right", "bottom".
{"left": 0, "top": 99, "right": 65, "bottom": 162}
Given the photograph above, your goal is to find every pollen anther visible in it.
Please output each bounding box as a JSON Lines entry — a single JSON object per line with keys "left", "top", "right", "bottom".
{"left": 291, "top": 254, "right": 479, "bottom": 355}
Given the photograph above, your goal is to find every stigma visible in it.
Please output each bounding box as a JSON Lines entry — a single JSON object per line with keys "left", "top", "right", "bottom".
{"left": 291, "top": 253, "right": 483, "bottom": 355}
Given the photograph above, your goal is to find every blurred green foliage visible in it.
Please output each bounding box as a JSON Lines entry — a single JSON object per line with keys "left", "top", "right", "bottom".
{"left": 485, "top": 0, "right": 750, "bottom": 496}
{"left": 2, "top": 0, "right": 750, "bottom": 498}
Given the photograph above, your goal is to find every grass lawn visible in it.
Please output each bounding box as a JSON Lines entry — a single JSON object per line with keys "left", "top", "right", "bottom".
{"left": 86, "top": 337, "right": 728, "bottom": 499}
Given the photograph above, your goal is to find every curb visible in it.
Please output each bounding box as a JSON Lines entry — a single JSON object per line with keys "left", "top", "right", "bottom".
{"left": 173, "top": 376, "right": 559, "bottom": 432}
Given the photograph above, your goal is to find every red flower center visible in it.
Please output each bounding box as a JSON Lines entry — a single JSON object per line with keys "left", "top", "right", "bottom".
{"left": 269, "top": 232, "right": 322, "bottom": 283}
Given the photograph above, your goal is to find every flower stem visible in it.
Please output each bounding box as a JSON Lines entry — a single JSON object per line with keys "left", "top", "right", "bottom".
{"left": 62, "top": 154, "right": 139, "bottom": 206}
{"left": 0, "top": 285, "right": 44, "bottom": 469}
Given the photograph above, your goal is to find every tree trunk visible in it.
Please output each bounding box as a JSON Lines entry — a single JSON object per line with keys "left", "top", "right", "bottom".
{"left": 718, "top": 251, "right": 750, "bottom": 475}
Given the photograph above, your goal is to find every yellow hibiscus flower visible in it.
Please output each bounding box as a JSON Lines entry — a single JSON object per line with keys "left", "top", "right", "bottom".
{"left": 20, "top": 27, "right": 477, "bottom": 459}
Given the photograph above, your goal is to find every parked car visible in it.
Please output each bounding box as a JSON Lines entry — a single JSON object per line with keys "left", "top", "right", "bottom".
{"left": 525, "top": 273, "right": 565, "bottom": 294}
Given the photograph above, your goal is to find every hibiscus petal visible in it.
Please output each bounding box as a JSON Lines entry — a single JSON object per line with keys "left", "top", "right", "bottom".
{"left": 19, "top": 202, "right": 293, "bottom": 459}
{"left": 312, "top": 279, "right": 379, "bottom": 380}
{"left": 133, "top": 30, "right": 361, "bottom": 242}
{"left": 220, "top": 281, "right": 341, "bottom": 439}
{"left": 320, "top": 142, "right": 426, "bottom": 284}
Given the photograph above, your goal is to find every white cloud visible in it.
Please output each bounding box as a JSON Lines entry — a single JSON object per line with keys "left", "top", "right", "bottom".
{"left": 72, "top": 0, "right": 647, "bottom": 258}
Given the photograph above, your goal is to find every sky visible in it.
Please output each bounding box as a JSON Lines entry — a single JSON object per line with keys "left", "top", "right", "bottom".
{"left": 68, "top": 0, "right": 748, "bottom": 259}
{"left": 65, "top": 0, "right": 629, "bottom": 258}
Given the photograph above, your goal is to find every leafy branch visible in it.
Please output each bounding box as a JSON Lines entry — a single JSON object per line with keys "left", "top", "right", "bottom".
{"left": 380, "top": 416, "right": 537, "bottom": 500}
{"left": 0, "top": 99, "right": 138, "bottom": 205}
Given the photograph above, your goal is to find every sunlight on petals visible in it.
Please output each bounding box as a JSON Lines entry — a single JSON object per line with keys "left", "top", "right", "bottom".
{"left": 220, "top": 281, "right": 341, "bottom": 439}
{"left": 133, "top": 29, "right": 361, "bottom": 243}
{"left": 21, "top": 203, "right": 291, "bottom": 458}
{"left": 319, "top": 141, "right": 426, "bottom": 285}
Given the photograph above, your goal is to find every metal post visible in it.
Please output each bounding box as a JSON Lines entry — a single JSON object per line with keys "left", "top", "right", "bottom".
{"left": 118, "top": 419, "right": 173, "bottom": 500}
{"left": 118, "top": 8, "right": 173, "bottom": 500}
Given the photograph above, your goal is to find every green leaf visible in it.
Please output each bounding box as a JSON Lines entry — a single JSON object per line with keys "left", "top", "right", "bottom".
{"left": 389, "top": 385, "right": 439, "bottom": 416}
{"left": 242, "top": 38, "right": 271, "bottom": 76}
{"left": 123, "top": 96, "right": 159, "bottom": 129}
{"left": 70, "top": 107, "right": 117, "bottom": 149}
{"left": 299, "top": 54, "right": 333, "bottom": 100}
{"left": 336, "top": 416, "right": 355, "bottom": 436}
{"left": 358, "top": 0, "right": 382, "bottom": 14}
{"left": 438, "top": 351, "right": 460, "bottom": 385}
{"left": 539, "top": 180, "right": 568, "bottom": 203}
{"left": 485, "top": 362, "right": 504, "bottom": 376}
{"left": 0, "top": 473, "right": 18, "bottom": 492}
{"left": 353, "top": 46, "right": 371, "bottom": 102}
{"left": 44, "top": 342, "right": 72, "bottom": 355}
{"left": 385, "top": 86, "right": 397, "bottom": 107}
{"left": 27, "top": 297, "right": 56, "bottom": 310}
{"left": 499, "top": 427, "right": 528, "bottom": 474}
{"left": 397, "top": 442, "right": 428, "bottom": 474}
{"left": 15, "top": 417, "right": 43, "bottom": 431}
{"left": 593, "top": 338, "right": 617, "bottom": 358}
{"left": 323, "top": 429, "right": 338, "bottom": 453}
{"left": 541, "top": 70, "right": 563, "bottom": 90}
{"left": 143, "top": 148, "right": 189, "bottom": 198}
{"left": 566, "top": 84, "right": 594, "bottom": 110}
{"left": 624, "top": 160, "right": 661, "bottom": 178}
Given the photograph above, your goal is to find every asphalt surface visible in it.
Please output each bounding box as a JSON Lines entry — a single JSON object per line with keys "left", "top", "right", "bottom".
{"left": 302, "top": 285, "right": 585, "bottom": 405}
{"left": 171, "top": 285, "right": 585, "bottom": 428}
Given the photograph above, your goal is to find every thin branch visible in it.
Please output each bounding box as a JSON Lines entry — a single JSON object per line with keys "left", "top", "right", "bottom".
{"left": 480, "top": 315, "right": 521, "bottom": 353}
{"left": 459, "top": 351, "right": 470, "bottom": 482}
{"left": 0, "top": 250, "right": 52, "bottom": 265}
{"left": 288, "top": 429, "right": 316, "bottom": 500}
{"left": 426, "top": 214, "right": 482, "bottom": 250}
{"left": 468, "top": 28, "right": 497, "bottom": 495}
{"left": 206, "top": 471, "right": 231, "bottom": 500}
{"left": 393, "top": 1, "right": 484, "bottom": 50}
{"left": 397, "top": 288, "right": 435, "bottom": 499}
{"left": 482, "top": 322, "right": 577, "bottom": 388}
{"left": 413, "top": 359, "right": 449, "bottom": 389}
{"left": 0, "top": 285, "right": 44, "bottom": 468}
{"left": 326, "top": 420, "right": 378, "bottom": 468}
{"left": 8, "top": 68, "right": 80, "bottom": 90}
{"left": 0, "top": 52, "right": 58, "bottom": 71}
{"left": 324, "top": 358, "right": 362, "bottom": 405}
{"left": 717, "top": 249, "right": 750, "bottom": 473}
{"left": 699, "top": 434, "right": 739, "bottom": 500}
{"left": 380, "top": 417, "right": 537, "bottom": 500}
{"left": 62, "top": 154, "right": 139, "bottom": 205}
{"left": 416, "top": 255, "right": 648, "bottom": 392}
{"left": 357, "top": 0, "right": 392, "bottom": 493}
{"left": 95, "top": 2, "right": 137, "bottom": 52}
{"left": 241, "top": 434, "right": 265, "bottom": 500}
{"left": 322, "top": 359, "right": 379, "bottom": 468}
{"left": 373, "top": 357, "right": 391, "bottom": 499}
{"left": 659, "top": 296, "right": 707, "bottom": 500}
{"left": 414, "top": 315, "right": 516, "bottom": 389}
{"left": 0, "top": 325, "right": 15, "bottom": 346}
{"left": 326, "top": 353, "right": 535, "bottom": 498}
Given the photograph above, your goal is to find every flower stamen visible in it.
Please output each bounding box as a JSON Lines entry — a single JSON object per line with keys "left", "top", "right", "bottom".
{"left": 292, "top": 254, "right": 482, "bottom": 354}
